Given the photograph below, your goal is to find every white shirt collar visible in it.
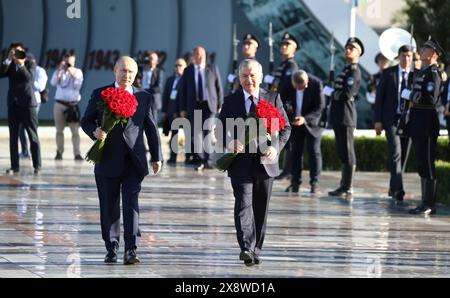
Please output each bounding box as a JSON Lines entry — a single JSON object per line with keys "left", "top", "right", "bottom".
{"left": 114, "top": 82, "right": 133, "bottom": 94}
{"left": 196, "top": 63, "right": 206, "bottom": 70}
{"left": 243, "top": 89, "right": 260, "bottom": 101}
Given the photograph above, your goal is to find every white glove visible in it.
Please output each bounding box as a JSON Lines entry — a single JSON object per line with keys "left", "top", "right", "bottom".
{"left": 401, "top": 89, "right": 411, "bottom": 100}
{"left": 227, "top": 74, "right": 237, "bottom": 83}
{"left": 323, "top": 86, "right": 335, "bottom": 97}
{"left": 264, "top": 74, "right": 275, "bottom": 84}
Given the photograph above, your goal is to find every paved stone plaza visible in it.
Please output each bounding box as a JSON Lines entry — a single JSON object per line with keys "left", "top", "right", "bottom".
{"left": 0, "top": 127, "right": 449, "bottom": 278}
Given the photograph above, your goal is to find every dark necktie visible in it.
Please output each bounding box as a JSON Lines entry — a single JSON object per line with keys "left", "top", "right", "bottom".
{"left": 197, "top": 67, "right": 204, "bottom": 101}
{"left": 399, "top": 70, "right": 407, "bottom": 110}
{"left": 249, "top": 95, "right": 256, "bottom": 113}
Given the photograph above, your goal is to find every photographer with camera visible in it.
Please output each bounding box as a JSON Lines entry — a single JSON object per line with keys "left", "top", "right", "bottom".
{"left": 0, "top": 42, "right": 42, "bottom": 174}
{"left": 50, "top": 54, "right": 84, "bottom": 161}
{"left": 19, "top": 52, "right": 48, "bottom": 159}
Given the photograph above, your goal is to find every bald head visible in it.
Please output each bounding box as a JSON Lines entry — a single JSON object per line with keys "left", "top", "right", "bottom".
{"left": 192, "top": 47, "right": 206, "bottom": 65}
{"left": 114, "top": 56, "right": 138, "bottom": 88}
{"left": 291, "top": 69, "right": 309, "bottom": 90}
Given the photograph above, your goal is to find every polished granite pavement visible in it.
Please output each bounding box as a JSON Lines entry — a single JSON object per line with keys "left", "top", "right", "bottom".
{"left": 0, "top": 127, "right": 449, "bottom": 278}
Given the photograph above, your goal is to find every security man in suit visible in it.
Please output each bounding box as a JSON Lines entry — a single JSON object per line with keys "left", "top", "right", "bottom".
{"left": 81, "top": 56, "right": 163, "bottom": 264}
{"left": 228, "top": 33, "right": 260, "bottom": 94}
{"left": 142, "top": 51, "right": 164, "bottom": 124}
{"left": 161, "top": 58, "right": 187, "bottom": 164}
{"left": 265, "top": 32, "right": 299, "bottom": 180}
{"left": 326, "top": 37, "right": 363, "bottom": 197}
{"left": 218, "top": 59, "right": 291, "bottom": 266}
{"left": 0, "top": 42, "right": 42, "bottom": 174}
{"left": 403, "top": 39, "right": 445, "bottom": 215}
{"left": 285, "top": 70, "right": 325, "bottom": 194}
{"left": 374, "top": 45, "right": 414, "bottom": 202}
{"left": 179, "top": 46, "right": 223, "bottom": 171}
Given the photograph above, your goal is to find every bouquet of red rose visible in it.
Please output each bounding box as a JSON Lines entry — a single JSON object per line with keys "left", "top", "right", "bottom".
{"left": 85, "top": 87, "right": 138, "bottom": 164}
{"left": 215, "top": 99, "right": 286, "bottom": 171}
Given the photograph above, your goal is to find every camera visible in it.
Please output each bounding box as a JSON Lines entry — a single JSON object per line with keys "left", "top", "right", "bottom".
{"left": 14, "top": 49, "right": 26, "bottom": 60}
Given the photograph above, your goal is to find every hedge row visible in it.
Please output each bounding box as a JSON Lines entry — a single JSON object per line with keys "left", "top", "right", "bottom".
{"left": 312, "top": 136, "right": 450, "bottom": 172}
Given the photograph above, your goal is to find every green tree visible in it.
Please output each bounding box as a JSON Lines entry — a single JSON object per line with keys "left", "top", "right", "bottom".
{"left": 400, "top": 0, "right": 450, "bottom": 64}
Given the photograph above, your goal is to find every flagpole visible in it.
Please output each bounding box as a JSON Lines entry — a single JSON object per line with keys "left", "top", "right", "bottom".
{"left": 349, "top": 0, "right": 357, "bottom": 37}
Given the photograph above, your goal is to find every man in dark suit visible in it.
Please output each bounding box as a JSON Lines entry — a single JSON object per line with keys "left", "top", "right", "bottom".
{"left": 161, "top": 58, "right": 187, "bottom": 164}
{"left": 284, "top": 70, "right": 325, "bottom": 194}
{"left": 179, "top": 46, "right": 223, "bottom": 170}
{"left": 217, "top": 59, "right": 291, "bottom": 266}
{"left": 0, "top": 42, "right": 42, "bottom": 174}
{"left": 374, "top": 45, "right": 414, "bottom": 202}
{"left": 142, "top": 51, "right": 164, "bottom": 124}
{"left": 81, "top": 56, "right": 162, "bottom": 265}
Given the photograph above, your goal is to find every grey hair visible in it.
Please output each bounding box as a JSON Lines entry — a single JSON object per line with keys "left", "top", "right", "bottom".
{"left": 114, "top": 56, "right": 138, "bottom": 71}
{"left": 239, "top": 59, "right": 263, "bottom": 76}
{"left": 291, "top": 69, "right": 309, "bottom": 85}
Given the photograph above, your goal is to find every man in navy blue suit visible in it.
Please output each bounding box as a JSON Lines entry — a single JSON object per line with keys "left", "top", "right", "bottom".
{"left": 217, "top": 59, "right": 291, "bottom": 266}
{"left": 81, "top": 56, "right": 162, "bottom": 265}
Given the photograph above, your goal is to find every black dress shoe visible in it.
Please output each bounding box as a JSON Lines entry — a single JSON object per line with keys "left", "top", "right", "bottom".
{"left": 55, "top": 152, "right": 63, "bottom": 160}
{"left": 239, "top": 250, "right": 255, "bottom": 267}
{"left": 253, "top": 253, "right": 262, "bottom": 265}
{"left": 74, "top": 154, "right": 84, "bottom": 161}
{"left": 34, "top": 168, "right": 41, "bottom": 175}
{"left": 124, "top": 249, "right": 140, "bottom": 265}
{"left": 409, "top": 204, "right": 436, "bottom": 215}
{"left": 310, "top": 183, "right": 318, "bottom": 194}
{"left": 104, "top": 251, "right": 118, "bottom": 263}
{"left": 285, "top": 183, "right": 299, "bottom": 193}
{"left": 328, "top": 186, "right": 353, "bottom": 197}
{"left": 5, "top": 168, "right": 19, "bottom": 175}
{"left": 394, "top": 190, "right": 405, "bottom": 202}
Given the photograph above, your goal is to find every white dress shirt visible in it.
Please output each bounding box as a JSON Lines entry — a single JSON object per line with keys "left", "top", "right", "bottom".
{"left": 243, "top": 89, "right": 260, "bottom": 113}
{"left": 50, "top": 67, "right": 83, "bottom": 102}
{"left": 194, "top": 63, "right": 207, "bottom": 101}
{"left": 34, "top": 66, "right": 48, "bottom": 104}
{"left": 397, "top": 65, "right": 410, "bottom": 113}
{"left": 295, "top": 89, "right": 304, "bottom": 117}
{"left": 114, "top": 82, "right": 133, "bottom": 94}
{"left": 142, "top": 68, "right": 153, "bottom": 89}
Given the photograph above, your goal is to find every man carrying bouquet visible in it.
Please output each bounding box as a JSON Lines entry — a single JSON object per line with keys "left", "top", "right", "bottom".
{"left": 81, "top": 56, "right": 162, "bottom": 265}
{"left": 217, "top": 59, "right": 291, "bottom": 266}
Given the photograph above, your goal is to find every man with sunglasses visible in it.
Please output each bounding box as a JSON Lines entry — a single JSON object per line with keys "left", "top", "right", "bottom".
{"left": 324, "top": 37, "right": 364, "bottom": 197}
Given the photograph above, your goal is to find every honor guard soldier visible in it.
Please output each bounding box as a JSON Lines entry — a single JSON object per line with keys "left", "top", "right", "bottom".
{"left": 403, "top": 38, "right": 445, "bottom": 215}
{"left": 228, "top": 33, "right": 260, "bottom": 93}
{"left": 265, "top": 32, "right": 299, "bottom": 179}
{"left": 325, "top": 37, "right": 363, "bottom": 197}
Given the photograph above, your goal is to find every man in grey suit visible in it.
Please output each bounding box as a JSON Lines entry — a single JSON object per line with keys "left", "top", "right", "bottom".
{"left": 217, "top": 59, "right": 291, "bottom": 266}
{"left": 179, "top": 46, "right": 223, "bottom": 170}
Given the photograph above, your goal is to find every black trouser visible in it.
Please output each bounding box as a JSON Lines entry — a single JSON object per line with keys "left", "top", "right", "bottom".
{"left": 95, "top": 162, "right": 144, "bottom": 252}
{"left": 230, "top": 164, "right": 273, "bottom": 254}
{"left": 411, "top": 134, "right": 437, "bottom": 179}
{"left": 333, "top": 125, "right": 356, "bottom": 166}
{"left": 8, "top": 103, "right": 41, "bottom": 170}
{"left": 290, "top": 125, "right": 322, "bottom": 185}
{"left": 191, "top": 101, "right": 213, "bottom": 165}
{"left": 385, "top": 124, "right": 411, "bottom": 193}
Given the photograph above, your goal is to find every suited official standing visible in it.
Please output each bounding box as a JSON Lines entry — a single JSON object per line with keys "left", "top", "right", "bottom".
{"left": 179, "top": 46, "right": 223, "bottom": 170}
{"left": 374, "top": 45, "right": 414, "bottom": 202}
{"left": 403, "top": 39, "right": 445, "bottom": 215}
{"left": 217, "top": 59, "right": 291, "bottom": 266}
{"left": 326, "top": 37, "right": 363, "bottom": 197}
{"left": 142, "top": 51, "right": 164, "bottom": 124}
{"left": 0, "top": 42, "right": 41, "bottom": 174}
{"left": 81, "top": 56, "right": 162, "bottom": 264}
{"left": 284, "top": 70, "right": 325, "bottom": 194}
{"left": 161, "top": 58, "right": 187, "bottom": 164}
